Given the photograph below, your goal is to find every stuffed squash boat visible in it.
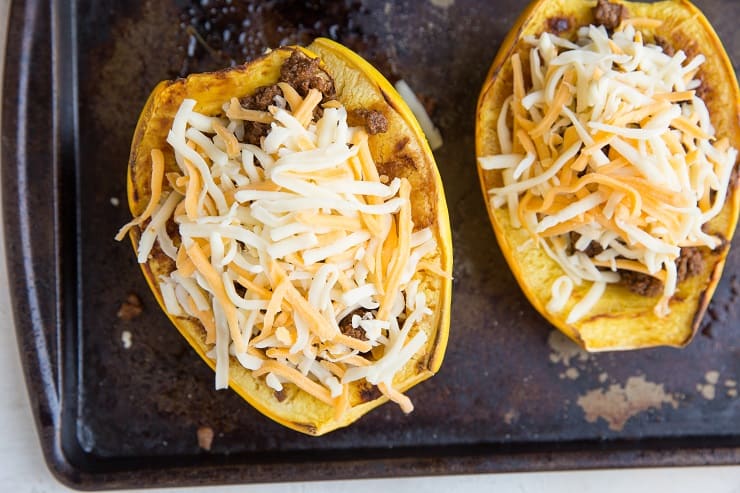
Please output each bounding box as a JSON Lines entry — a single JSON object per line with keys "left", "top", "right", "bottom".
{"left": 476, "top": 0, "right": 740, "bottom": 350}
{"left": 117, "top": 38, "right": 453, "bottom": 435}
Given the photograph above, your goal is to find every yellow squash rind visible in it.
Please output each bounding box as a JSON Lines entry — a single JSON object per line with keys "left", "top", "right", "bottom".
{"left": 127, "top": 39, "right": 453, "bottom": 435}
{"left": 476, "top": 0, "right": 740, "bottom": 351}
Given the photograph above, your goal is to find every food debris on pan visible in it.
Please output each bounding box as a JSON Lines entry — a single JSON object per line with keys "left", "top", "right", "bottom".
{"left": 577, "top": 376, "right": 680, "bottom": 432}
{"left": 197, "top": 425, "right": 215, "bottom": 451}
{"left": 117, "top": 293, "right": 143, "bottom": 321}
{"left": 176, "top": 0, "right": 396, "bottom": 80}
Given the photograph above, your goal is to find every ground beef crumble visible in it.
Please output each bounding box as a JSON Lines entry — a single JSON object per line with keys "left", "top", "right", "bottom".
{"left": 593, "top": 0, "right": 625, "bottom": 31}
{"left": 619, "top": 269, "right": 664, "bottom": 297}
{"left": 279, "top": 50, "right": 336, "bottom": 100}
{"left": 619, "top": 247, "right": 705, "bottom": 296}
{"left": 348, "top": 108, "right": 388, "bottom": 135}
{"left": 338, "top": 308, "right": 375, "bottom": 343}
{"left": 676, "top": 246, "right": 704, "bottom": 281}
{"left": 236, "top": 50, "right": 338, "bottom": 145}
{"left": 239, "top": 84, "right": 283, "bottom": 110}
{"left": 238, "top": 85, "right": 282, "bottom": 145}
{"left": 654, "top": 35, "right": 675, "bottom": 57}
{"left": 570, "top": 232, "right": 604, "bottom": 257}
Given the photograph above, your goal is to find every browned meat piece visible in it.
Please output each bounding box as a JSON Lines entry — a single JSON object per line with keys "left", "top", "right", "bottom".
{"left": 620, "top": 247, "right": 705, "bottom": 296}
{"left": 238, "top": 85, "right": 283, "bottom": 146}
{"left": 241, "top": 122, "right": 271, "bottom": 146}
{"left": 358, "top": 381, "right": 382, "bottom": 402}
{"left": 654, "top": 36, "right": 676, "bottom": 57}
{"left": 117, "top": 293, "right": 143, "bottom": 321}
{"left": 593, "top": 0, "right": 625, "bottom": 30}
{"left": 676, "top": 247, "right": 704, "bottom": 282}
{"left": 377, "top": 154, "right": 436, "bottom": 230}
{"left": 279, "top": 50, "right": 336, "bottom": 100}
{"left": 239, "top": 84, "right": 282, "bottom": 111}
{"left": 582, "top": 242, "right": 603, "bottom": 257}
{"left": 338, "top": 309, "right": 375, "bottom": 343}
{"left": 235, "top": 51, "right": 338, "bottom": 146}
{"left": 348, "top": 108, "right": 389, "bottom": 135}
{"left": 619, "top": 270, "right": 663, "bottom": 297}
{"left": 570, "top": 232, "right": 603, "bottom": 257}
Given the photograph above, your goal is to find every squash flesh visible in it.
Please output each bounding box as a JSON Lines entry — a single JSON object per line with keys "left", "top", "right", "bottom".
{"left": 126, "top": 39, "right": 453, "bottom": 435}
{"left": 476, "top": 0, "right": 740, "bottom": 350}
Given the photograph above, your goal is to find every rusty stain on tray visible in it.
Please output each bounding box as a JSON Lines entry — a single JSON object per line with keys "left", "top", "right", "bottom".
{"left": 546, "top": 330, "right": 691, "bottom": 431}
{"left": 696, "top": 371, "right": 739, "bottom": 400}
{"left": 429, "top": 0, "right": 455, "bottom": 8}
{"left": 547, "top": 331, "right": 590, "bottom": 366}
{"left": 577, "top": 376, "right": 680, "bottom": 431}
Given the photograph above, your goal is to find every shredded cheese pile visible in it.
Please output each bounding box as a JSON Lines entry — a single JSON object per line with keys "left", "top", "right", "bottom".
{"left": 478, "top": 23, "right": 737, "bottom": 321}
{"left": 119, "top": 84, "right": 445, "bottom": 416}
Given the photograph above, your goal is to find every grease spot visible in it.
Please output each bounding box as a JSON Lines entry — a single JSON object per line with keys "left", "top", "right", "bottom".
{"left": 577, "top": 376, "right": 679, "bottom": 431}
{"left": 429, "top": 0, "right": 455, "bottom": 8}
{"left": 696, "top": 383, "right": 716, "bottom": 400}
{"left": 547, "top": 330, "right": 589, "bottom": 366}
{"left": 697, "top": 371, "right": 722, "bottom": 400}
{"left": 559, "top": 367, "right": 580, "bottom": 380}
{"left": 197, "top": 426, "right": 214, "bottom": 451}
{"left": 503, "top": 409, "right": 519, "bottom": 425}
{"left": 705, "top": 371, "right": 720, "bottom": 385}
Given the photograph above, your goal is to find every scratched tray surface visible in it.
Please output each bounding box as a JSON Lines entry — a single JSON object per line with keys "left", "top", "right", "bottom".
{"left": 4, "top": 0, "right": 739, "bottom": 488}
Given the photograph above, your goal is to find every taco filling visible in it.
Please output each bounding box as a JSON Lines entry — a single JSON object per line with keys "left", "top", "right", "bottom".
{"left": 117, "top": 49, "right": 447, "bottom": 417}
{"left": 478, "top": 12, "right": 737, "bottom": 323}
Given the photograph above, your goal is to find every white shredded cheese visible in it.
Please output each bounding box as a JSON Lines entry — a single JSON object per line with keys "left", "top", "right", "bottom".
{"left": 479, "top": 23, "right": 736, "bottom": 321}
{"left": 395, "top": 80, "right": 443, "bottom": 150}
{"left": 546, "top": 276, "right": 574, "bottom": 314}
{"left": 122, "top": 67, "right": 447, "bottom": 415}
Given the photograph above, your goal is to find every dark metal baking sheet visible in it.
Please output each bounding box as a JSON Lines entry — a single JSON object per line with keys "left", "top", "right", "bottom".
{"left": 2, "top": 0, "right": 738, "bottom": 489}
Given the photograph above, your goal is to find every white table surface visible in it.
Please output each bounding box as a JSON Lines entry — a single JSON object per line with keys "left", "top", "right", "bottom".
{"left": 0, "top": 0, "right": 738, "bottom": 491}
